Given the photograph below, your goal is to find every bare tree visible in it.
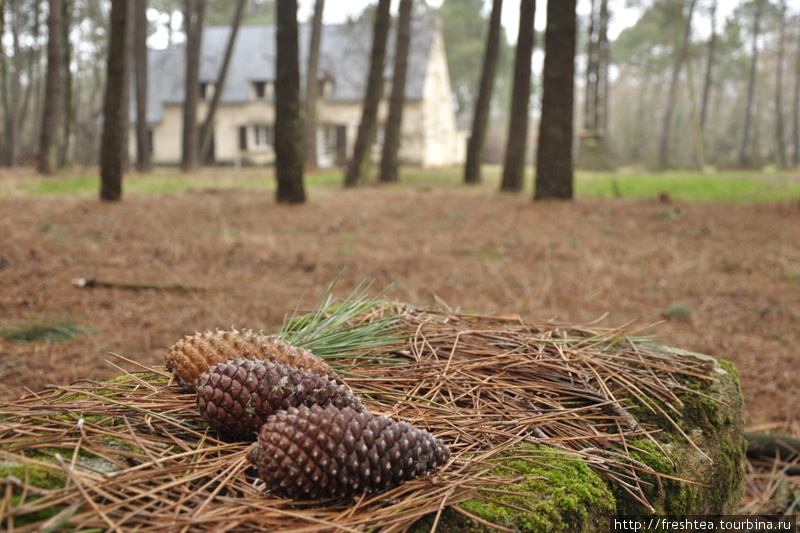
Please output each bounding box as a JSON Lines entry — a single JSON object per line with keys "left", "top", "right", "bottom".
{"left": 58, "top": 0, "right": 74, "bottom": 167}
{"left": 775, "top": 0, "right": 787, "bottom": 168}
{"left": 464, "top": 0, "right": 503, "bottom": 184}
{"left": 38, "top": 0, "right": 64, "bottom": 174}
{"left": 739, "top": 0, "right": 763, "bottom": 168}
{"left": 658, "top": 0, "right": 697, "bottom": 169}
{"left": 5, "top": 0, "right": 21, "bottom": 166}
{"left": 99, "top": 0, "right": 130, "bottom": 201}
{"left": 534, "top": 0, "right": 576, "bottom": 200}
{"left": 793, "top": 14, "right": 800, "bottom": 167}
{"left": 181, "top": 0, "right": 205, "bottom": 172}
{"left": 275, "top": 0, "right": 305, "bottom": 203}
{"left": 303, "top": 0, "right": 324, "bottom": 170}
{"left": 699, "top": 0, "right": 717, "bottom": 136}
{"left": 199, "top": 0, "right": 245, "bottom": 163}
{"left": 135, "top": 0, "right": 152, "bottom": 172}
{"left": 578, "top": 0, "right": 610, "bottom": 170}
{"left": 500, "top": 0, "right": 535, "bottom": 192}
{"left": 379, "top": 0, "right": 413, "bottom": 183}
{"left": 344, "top": 0, "right": 392, "bottom": 187}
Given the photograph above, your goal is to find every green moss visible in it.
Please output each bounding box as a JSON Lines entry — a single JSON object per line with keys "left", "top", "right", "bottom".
{"left": 0, "top": 461, "right": 69, "bottom": 528}
{"left": 413, "top": 445, "right": 615, "bottom": 533}
{"left": 717, "top": 359, "right": 743, "bottom": 407}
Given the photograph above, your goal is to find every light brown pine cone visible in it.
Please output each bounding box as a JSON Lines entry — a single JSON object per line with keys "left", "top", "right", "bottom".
{"left": 165, "top": 328, "right": 336, "bottom": 391}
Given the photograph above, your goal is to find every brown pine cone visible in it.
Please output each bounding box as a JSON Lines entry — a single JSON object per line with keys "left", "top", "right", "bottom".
{"left": 165, "top": 328, "right": 337, "bottom": 391}
{"left": 247, "top": 404, "right": 450, "bottom": 499}
{"left": 196, "top": 359, "right": 363, "bottom": 439}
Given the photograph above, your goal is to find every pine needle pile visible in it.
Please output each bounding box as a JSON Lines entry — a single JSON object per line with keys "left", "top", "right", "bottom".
{"left": 0, "top": 293, "right": 719, "bottom": 531}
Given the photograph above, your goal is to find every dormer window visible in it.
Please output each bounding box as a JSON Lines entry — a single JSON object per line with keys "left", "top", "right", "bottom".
{"left": 199, "top": 82, "right": 214, "bottom": 101}
{"left": 320, "top": 72, "right": 335, "bottom": 100}
{"left": 251, "top": 81, "right": 273, "bottom": 100}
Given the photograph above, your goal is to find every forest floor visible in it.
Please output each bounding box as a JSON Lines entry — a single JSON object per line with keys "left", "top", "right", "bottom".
{"left": 1, "top": 170, "right": 799, "bottom": 511}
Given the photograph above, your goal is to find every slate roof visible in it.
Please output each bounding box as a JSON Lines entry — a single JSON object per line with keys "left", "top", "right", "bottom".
{"left": 140, "top": 19, "right": 438, "bottom": 124}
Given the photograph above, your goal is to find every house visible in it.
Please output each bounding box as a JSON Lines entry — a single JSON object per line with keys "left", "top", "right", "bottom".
{"left": 131, "top": 16, "right": 466, "bottom": 169}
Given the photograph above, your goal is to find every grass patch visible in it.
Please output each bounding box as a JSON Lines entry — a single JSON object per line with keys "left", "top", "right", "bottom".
{"left": 3, "top": 166, "right": 799, "bottom": 203}
{"left": 1, "top": 321, "right": 91, "bottom": 343}
{"left": 576, "top": 170, "right": 800, "bottom": 203}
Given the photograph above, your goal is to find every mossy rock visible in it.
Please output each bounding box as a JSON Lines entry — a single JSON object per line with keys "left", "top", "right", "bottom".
{"left": 414, "top": 346, "right": 746, "bottom": 532}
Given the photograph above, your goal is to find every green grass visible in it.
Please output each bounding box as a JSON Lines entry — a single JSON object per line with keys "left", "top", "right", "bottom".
{"left": 2, "top": 166, "right": 799, "bottom": 203}
{"left": 576, "top": 169, "right": 800, "bottom": 203}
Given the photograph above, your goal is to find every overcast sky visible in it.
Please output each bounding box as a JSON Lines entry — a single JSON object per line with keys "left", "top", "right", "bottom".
{"left": 149, "top": 0, "right": 800, "bottom": 49}
{"left": 297, "top": 0, "right": 795, "bottom": 42}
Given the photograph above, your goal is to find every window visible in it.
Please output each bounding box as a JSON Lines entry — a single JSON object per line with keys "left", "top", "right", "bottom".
{"left": 252, "top": 124, "right": 274, "bottom": 151}
{"left": 252, "top": 81, "right": 273, "bottom": 100}
{"left": 199, "top": 82, "right": 214, "bottom": 100}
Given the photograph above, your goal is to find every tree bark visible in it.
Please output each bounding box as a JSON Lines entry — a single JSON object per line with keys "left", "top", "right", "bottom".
{"left": 135, "top": 0, "right": 152, "bottom": 172}
{"left": 181, "top": 0, "right": 205, "bottom": 172}
{"left": 775, "top": 0, "right": 787, "bottom": 169}
{"left": 99, "top": 0, "right": 130, "bottom": 201}
{"left": 534, "top": 0, "right": 576, "bottom": 200}
{"left": 275, "top": 0, "right": 305, "bottom": 203}
{"left": 303, "top": 0, "right": 324, "bottom": 170}
{"left": 379, "top": 0, "right": 413, "bottom": 183}
{"left": 739, "top": 0, "right": 763, "bottom": 168}
{"left": 463, "top": 0, "right": 503, "bottom": 185}
{"left": 657, "top": 0, "right": 697, "bottom": 170}
{"left": 500, "top": 0, "right": 535, "bottom": 192}
{"left": 344, "top": 0, "right": 391, "bottom": 187}
{"left": 38, "top": 0, "right": 64, "bottom": 174}
{"left": 199, "top": 0, "right": 245, "bottom": 163}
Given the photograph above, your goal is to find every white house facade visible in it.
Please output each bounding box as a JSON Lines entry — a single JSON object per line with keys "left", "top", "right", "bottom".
{"left": 131, "top": 17, "right": 466, "bottom": 169}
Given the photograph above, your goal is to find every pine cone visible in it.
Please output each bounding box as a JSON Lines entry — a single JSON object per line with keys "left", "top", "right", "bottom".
{"left": 165, "top": 328, "right": 337, "bottom": 391}
{"left": 197, "top": 359, "right": 363, "bottom": 439}
{"left": 247, "top": 404, "right": 450, "bottom": 499}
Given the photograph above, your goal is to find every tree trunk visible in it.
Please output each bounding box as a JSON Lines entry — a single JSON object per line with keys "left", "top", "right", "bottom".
{"left": 500, "top": 0, "right": 535, "bottom": 192}
{"left": 121, "top": 0, "right": 134, "bottom": 172}
{"left": 657, "top": 0, "right": 697, "bottom": 170}
{"left": 699, "top": 0, "right": 716, "bottom": 137}
{"left": 793, "top": 14, "right": 800, "bottom": 167}
{"left": 19, "top": 1, "right": 41, "bottom": 156}
{"left": 534, "top": 0, "right": 576, "bottom": 200}
{"left": 135, "top": 0, "right": 152, "bottom": 172}
{"left": 344, "top": 0, "right": 391, "bottom": 187}
{"left": 463, "top": 0, "right": 503, "bottom": 185}
{"left": 99, "top": 0, "right": 130, "bottom": 201}
{"left": 775, "top": 0, "right": 787, "bottom": 169}
{"left": 303, "top": 0, "right": 324, "bottom": 170}
{"left": 181, "top": 0, "right": 205, "bottom": 172}
{"left": 199, "top": 0, "right": 245, "bottom": 164}
{"left": 58, "top": 0, "right": 74, "bottom": 168}
{"left": 0, "top": 0, "right": 6, "bottom": 165}
{"left": 379, "top": 0, "right": 413, "bottom": 183}
{"left": 38, "top": 0, "right": 64, "bottom": 175}
{"left": 274, "top": 0, "right": 305, "bottom": 203}
{"left": 6, "top": 0, "right": 21, "bottom": 166}
{"left": 739, "top": 0, "right": 763, "bottom": 168}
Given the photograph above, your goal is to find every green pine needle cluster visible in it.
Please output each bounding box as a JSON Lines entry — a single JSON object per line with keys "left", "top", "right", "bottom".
{"left": 278, "top": 276, "right": 407, "bottom": 364}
